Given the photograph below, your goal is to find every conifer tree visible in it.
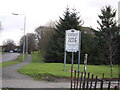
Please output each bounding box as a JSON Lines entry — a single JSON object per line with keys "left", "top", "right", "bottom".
{"left": 96, "top": 6, "right": 119, "bottom": 77}
{"left": 45, "top": 8, "right": 83, "bottom": 63}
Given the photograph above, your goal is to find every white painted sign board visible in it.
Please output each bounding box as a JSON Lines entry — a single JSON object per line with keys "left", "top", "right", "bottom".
{"left": 65, "top": 29, "right": 80, "bottom": 52}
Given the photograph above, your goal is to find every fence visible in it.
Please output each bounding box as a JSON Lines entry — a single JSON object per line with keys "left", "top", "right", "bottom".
{"left": 70, "top": 67, "right": 120, "bottom": 90}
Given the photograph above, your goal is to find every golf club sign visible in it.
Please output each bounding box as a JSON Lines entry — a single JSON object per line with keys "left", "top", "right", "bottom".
{"left": 64, "top": 29, "right": 81, "bottom": 71}
{"left": 65, "top": 29, "right": 80, "bottom": 52}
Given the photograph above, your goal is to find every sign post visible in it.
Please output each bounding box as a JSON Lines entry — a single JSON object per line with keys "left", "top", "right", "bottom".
{"left": 64, "top": 36, "right": 67, "bottom": 71}
{"left": 64, "top": 29, "right": 81, "bottom": 71}
{"left": 78, "top": 31, "right": 81, "bottom": 71}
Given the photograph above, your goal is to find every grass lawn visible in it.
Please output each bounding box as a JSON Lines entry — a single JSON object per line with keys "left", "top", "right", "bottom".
{"left": 0, "top": 54, "right": 26, "bottom": 68}
{"left": 1, "top": 52, "right": 8, "bottom": 54}
{"left": 18, "top": 52, "right": 119, "bottom": 80}
{"left": 31, "top": 51, "right": 44, "bottom": 63}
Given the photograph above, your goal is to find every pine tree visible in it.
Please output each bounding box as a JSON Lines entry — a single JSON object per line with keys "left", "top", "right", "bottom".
{"left": 96, "top": 6, "right": 119, "bottom": 77}
{"left": 44, "top": 8, "right": 83, "bottom": 63}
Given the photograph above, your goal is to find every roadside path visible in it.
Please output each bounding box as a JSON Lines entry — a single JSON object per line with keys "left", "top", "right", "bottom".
{"left": 0, "top": 55, "right": 70, "bottom": 88}
{"left": 1, "top": 54, "right": 32, "bottom": 80}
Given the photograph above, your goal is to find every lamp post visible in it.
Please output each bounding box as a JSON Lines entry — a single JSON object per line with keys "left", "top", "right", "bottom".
{"left": 12, "top": 13, "right": 26, "bottom": 62}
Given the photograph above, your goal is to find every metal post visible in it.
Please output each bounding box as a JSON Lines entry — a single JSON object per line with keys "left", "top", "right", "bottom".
{"left": 22, "top": 15, "right": 26, "bottom": 61}
{"left": 64, "top": 32, "right": 67, "bottom": 71}
{"left": 22, "top": 39, "right": 25, "bottom": 62}
{"left": 22, "top": 16, "right": 26, "bottom": 61}
{"left": 72, "top": 52, "right": 74, "bottom": 68}
{"left": 78, "top": 31, "right": 81, "bottom": 72}
{"left": 26, "top": 35, "right": 28, "bottom": 54}
{"left": 64, "top": 51, "right": 67, "bottom": 71}
{"left": 12, "top": 13, "right": 26, "bottom": 62}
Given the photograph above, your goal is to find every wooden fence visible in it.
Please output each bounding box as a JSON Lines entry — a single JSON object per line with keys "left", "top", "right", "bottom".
{"left": 71, "top": 67, "right": 120, "bottom": 90}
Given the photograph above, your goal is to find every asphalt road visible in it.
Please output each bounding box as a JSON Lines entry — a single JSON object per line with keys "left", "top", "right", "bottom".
{"left": 0, "top": 55, "right": 70, "bottom": 88}
{"left": 0, "top": 53, "right": 20, "bottom": 62}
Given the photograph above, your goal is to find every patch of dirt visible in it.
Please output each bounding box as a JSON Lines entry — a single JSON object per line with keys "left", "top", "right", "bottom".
{"left": 42, "top": 76, "right": 70, "bottom": 82}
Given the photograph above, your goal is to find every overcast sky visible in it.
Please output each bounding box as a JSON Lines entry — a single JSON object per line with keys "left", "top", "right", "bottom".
{"left": 0, "top": 0, "right": 120, "bottom": 45}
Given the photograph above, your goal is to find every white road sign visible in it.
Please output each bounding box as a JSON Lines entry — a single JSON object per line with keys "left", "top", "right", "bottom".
{"left": 65, "top": 29, "right": 80, "bottom": 52}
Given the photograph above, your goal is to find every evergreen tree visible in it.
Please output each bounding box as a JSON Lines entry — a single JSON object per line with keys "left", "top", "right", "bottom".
{"left": 45, "top": 8, "right": 83, "bottom": 63}
{"left": 96, "top": 6, "right": 119, "bottom": 77}
{"left": 81, "top": 32, "right": 99, "bottom": 64}
{"left": 115, "top": 26, "right": 120, "bottom": 65}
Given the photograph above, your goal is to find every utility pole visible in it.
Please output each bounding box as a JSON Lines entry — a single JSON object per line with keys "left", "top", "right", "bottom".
{"left": 12, "top": 13, "right": 26, "bottom": 62}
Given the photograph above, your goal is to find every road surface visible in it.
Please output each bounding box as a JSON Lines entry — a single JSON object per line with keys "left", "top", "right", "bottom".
{"left": 0, "top": 53, "right": 20, "bottom": 62}
{"left": 0, "top": 55, "right": 70, "bottom": 88}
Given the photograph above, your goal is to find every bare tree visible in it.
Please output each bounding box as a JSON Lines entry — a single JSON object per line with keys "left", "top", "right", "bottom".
{"left": 19, "top": 33, "right": 38, "bottom": 54}
{"left": 2, "top": 39, "right": 16, "bottom": 52}
{"left": 35, "top": 26, "right": 54, "bottom": 53}
{"left": 27, "top": 33, "right": 38, "bottom": 53}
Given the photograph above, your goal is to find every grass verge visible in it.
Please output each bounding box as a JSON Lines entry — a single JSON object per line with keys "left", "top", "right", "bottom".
{"left": 1, "top": 52, "right": 8, "bottom": 54}
{"left": 18, "top": 52, "right": 119, "bottom": 80}
{"left": 0, "top": 54, "right": 26, "bottom": 68}
{"left": 19, "top": 63, "right": 118, "bottom": 79}
{"left": 31, "top": 51, "right": 44, "bottom": 63}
